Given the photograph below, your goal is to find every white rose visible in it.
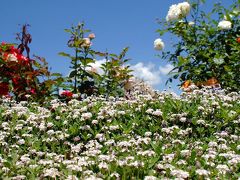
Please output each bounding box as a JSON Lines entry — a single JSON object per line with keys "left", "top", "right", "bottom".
{"left": 218, "top": 20, "right": 232, "bottom": 30}
{"left": 166, "top": 4, "right": 181, "bottom": 22}
{"left": 81, "top": 38, "right": 91, "bottom": 47}
{"left": 7, "top": 53, "right": 18, "bottom": 62}
{"left": 154, "top": 38, "right": 165, "bottom": 50}
{"left": 178, "top": 2, "right": 191, "bottom": 17}
{"left": 166, "top": 2, "right": 191, "bottom": 22}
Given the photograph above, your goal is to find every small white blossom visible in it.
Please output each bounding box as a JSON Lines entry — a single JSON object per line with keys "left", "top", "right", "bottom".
{"left": 188, "top": 21, "right": 195, "bottom": 26}
{"left": 17, "top": 139, "right": 25, "bottom": 145}
{"left": 82, "top": 112, "right": 92, "bottom": 120}
{"left": 144, "top": 131, "right": 152, "bottom": 137}
{"left": 154, "top": 38, "right": 165, "bottom": 50}
{"left": 216, "top": 164, "right": 230, "bottom": 174}
{"left": 196, "top": 169, "right": 210, "bottom": 176}
{"left": 43, "top": 168, "right": 59, "bottom": 178}
{"left": 218, "top": 20, "right": 232, "bottom": 30}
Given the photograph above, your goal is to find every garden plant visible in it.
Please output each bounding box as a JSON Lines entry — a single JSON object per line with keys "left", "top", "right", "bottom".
{"left": 0, "top": 0, "right": 239, "bottom": 179}
{"left": 155, "top": 0, "right": 240, "bottom": 91}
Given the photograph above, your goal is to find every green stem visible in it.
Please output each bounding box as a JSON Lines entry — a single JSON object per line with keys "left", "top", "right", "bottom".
{"left": 74, "top": 48, "right": 78, "bottom": 93}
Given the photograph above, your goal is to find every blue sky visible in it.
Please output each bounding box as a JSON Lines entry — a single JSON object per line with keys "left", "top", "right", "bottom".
{"left": 0, "top": 0, "right": 234, "bottom": 94}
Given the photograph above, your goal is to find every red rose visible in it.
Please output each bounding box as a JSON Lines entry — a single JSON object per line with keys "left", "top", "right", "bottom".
{"left": 0, "top": 82, "right": 9, "bottom": 96}
{"left": 61, "top": 90, "right": 73, "bottom": 98}
{"left": 30, "top": 88, "right": 36, "bottom": 94}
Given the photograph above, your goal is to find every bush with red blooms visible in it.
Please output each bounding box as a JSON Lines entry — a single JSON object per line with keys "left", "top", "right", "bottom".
{"left": 0, "top": 43, "right": 35, "bottom": 98}
{"left": 0, "top": 25, "right": 65, "bottom": 102}
{"left": 0, "top": 42, "right": 64, "bottom": 102}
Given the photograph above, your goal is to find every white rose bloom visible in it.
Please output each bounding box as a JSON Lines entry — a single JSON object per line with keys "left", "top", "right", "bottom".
{"left": 7, "top": 53, "right": 18, "bottom": 62}
{"left": 178, "top": 2, "right": 191, "bottom": 17}
{"left": 166, "top": 2, "right": 191, "bottom": 22}
{"left": 166, "top": 4, "right": 181, "bottom": 21}
{"left": 218, "top": 20, "right": 232, "bottom": 30}
{"left": 82, "top": 38, "right": 91, "bottom": 47}
{"left": 154, "top": 38, "right": 165, "bottom": 50}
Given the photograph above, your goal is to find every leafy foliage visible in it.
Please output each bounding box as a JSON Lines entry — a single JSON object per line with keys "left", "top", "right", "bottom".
{"left": 59, "top": 22, "right": 97, "bottom": 95}
{"left": 0, "top": 88, "right": 239, "bottom": 179}
{"left": 0, "top": 25, "right": 64, "bottom": 102}
{"left": 96, "top": 47, "right": 133, "bottom": 97}
{"left": 60, "top": 23, "right": 133, "bottom": 97}
{"left": 157, "top": 0, "right": 240, "bottom": 91}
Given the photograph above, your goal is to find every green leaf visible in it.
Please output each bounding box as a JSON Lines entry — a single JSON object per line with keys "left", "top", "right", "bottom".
{"left": 119, "top": 47, "right": 129, "bottom": 60}
{"left": 51, "top": 73, "right": 62, "bottom": 77}
{"left": 80, "top": 58, "right": 95, "bottom": 66}
{"left": 69, "top": 70, "right": 77, "bottom": 78}
{"left": 64, "top": 29, "right": 71, "bottom": 33}
{"left": 178, "top": 56, "right": 189, "bottom": 66}
{"left": 58, "top": 52, "right": 71, "bottom": 58}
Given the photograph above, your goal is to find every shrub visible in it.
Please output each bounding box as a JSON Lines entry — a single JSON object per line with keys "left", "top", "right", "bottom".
{"left": 156, "top": 0, "right": 240, "bottom": 92}
{"left": 0, "top": 25, "right": 63, "bottom": 102}
{"left": 60, "top": 22, "right": 132, "bottom": 97}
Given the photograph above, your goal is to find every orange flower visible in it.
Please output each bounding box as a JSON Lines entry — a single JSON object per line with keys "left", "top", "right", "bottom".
{"left": 204, "top": 77, "right": 218, "bottom": 86}
{"left": 182, "top": 80, "right": 191, "bottom": 89}
{"left": 237, "top": 37, "right": 240, "bottom": 44}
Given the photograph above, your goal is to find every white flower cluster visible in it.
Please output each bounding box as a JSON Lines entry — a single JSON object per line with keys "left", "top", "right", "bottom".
{"left": 154, "top": 38, "right": 165, "bottom": 50}
{"left": 166, "top": 2, "right": 191, "bottom": 22}
{"left": 218, "top": 20, "right": 232, "bottom": 30}
{"left": 0, "top": 88, "right": 239, "bottom": 179}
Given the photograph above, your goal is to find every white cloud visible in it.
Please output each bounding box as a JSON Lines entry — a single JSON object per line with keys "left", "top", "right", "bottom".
{"left": 87, "top": 59, "right": 106, "bottom": 75}
{"left": 131, "top": 62, "right": 161, "bottom": 86}
{"left": 86, "top": 60, "right": 174, "bottom": 88}
{"left": 159, "top": 64, "right": 174, "bottom": 75}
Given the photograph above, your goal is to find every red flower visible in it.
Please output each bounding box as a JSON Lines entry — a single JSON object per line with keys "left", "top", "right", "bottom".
{"left": 30, "top": 88, "right": 36, "bottom": 94}
{"left": 12, "top": 76, "right": 21, "bottom": 85}
{"left": 61, "top": 90, "right": 73, "bottom": 98}
{"left": 0, "top": 82, "right": 9, "bottom": 96}
{"left": 9, "top": 46, "right": 19, "bottom": 54}
{"left": 237, "top": 37, "right": 240, "bottom": 44}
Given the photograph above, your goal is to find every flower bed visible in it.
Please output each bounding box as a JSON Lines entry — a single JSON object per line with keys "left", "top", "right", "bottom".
{"left": 0, "top": 87, "right": 239, "bottom": 179}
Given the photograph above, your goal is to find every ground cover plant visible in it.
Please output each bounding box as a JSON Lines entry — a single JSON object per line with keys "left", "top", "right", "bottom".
{"left": 0, "top": 87, "right": 239, "bottom": 179}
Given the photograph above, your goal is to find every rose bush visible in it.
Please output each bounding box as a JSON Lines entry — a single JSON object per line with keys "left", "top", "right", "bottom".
{"left": 60, "top": 22, "right": 132, "bottom": 98}
{"left": 0, "top": 43, "right": 34, "bottom": 98}
{"left": 0, "top": 25, "right": 63, "bottom": 102}
{"left": 156, "top": 0, "right": 240, "bottom": 92}
{"left": 59, "top": 23, "right": 97, "bottom": 95}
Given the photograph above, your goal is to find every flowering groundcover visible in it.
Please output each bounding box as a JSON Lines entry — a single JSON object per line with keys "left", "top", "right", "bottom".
{"left": 0, "top": 87, "right": 239, "bottom": 179}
